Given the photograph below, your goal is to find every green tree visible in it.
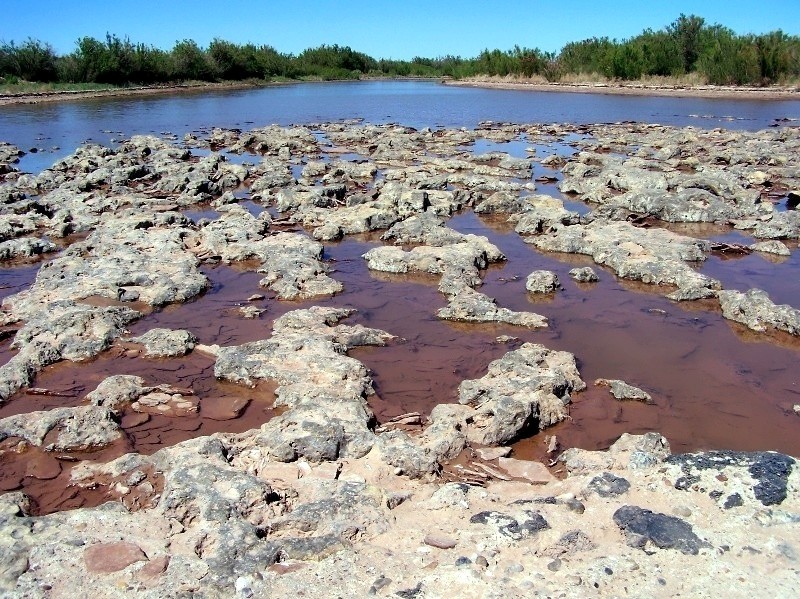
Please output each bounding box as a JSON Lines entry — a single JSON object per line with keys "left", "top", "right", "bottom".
{"left": 668, "top": 14, "right": 706, "bottom": 73}
{"left": 171, "top": 39, "right": 214, "bottom": 80}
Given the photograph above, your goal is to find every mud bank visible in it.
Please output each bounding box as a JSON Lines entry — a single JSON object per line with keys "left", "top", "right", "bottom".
{"left": 0, "top": 119, "right": 799, "bottom": 596}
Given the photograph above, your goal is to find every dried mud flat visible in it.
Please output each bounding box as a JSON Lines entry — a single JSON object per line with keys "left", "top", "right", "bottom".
{"left": 0, "top": 120, "right": 799, "bottom": 597}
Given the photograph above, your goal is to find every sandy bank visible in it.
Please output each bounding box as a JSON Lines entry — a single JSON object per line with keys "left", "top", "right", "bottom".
{"left": 445, "top": 78, "right": 800, "bottom": 101}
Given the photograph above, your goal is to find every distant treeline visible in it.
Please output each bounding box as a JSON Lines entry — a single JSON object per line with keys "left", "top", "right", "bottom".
{"left": 1, "top": 15, "right": 799, "bottom": 87}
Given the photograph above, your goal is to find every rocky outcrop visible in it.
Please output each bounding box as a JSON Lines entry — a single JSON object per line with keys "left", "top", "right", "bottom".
{"left": 437, "top": 282, "right": 548, "bottom": 328}
{"left": 526, "top": 270, "right": 560, "bottom": 293}
{"left": 457, "top": 343, "right": 585, "bottom": 445}
{"left": 127, "top": 328, "right": 197, "bottom": 357}
{"left": 215, "top": 307, "right": 393, "bottom": 460}
{"left": 528, "top": 220, "right": 719, "bottom": 295}
{"left": 718, "top": 288, "right": 800, "bottom": 335}
{"left": 0, "top": 405, "right": 121, "bottom": 451}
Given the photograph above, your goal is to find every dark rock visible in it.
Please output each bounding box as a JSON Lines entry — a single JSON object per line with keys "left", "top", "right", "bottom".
{"left": 587, "top": 472, "right": 631, "bottom": 497}
{"left": 395, "top": 582, "right": 423, "bottom": 598}
{"left": 369, "top": 576, "right": 392, "bottom": 595}
{"left": 666, "top": 450, "right": 795, "bottom": 506}
{"left": 723, "top": 493, "right": 744, "bottom": 510}
{"left": 454, "top": 556, "right": 472, "bottom": 567}
{"left": 613, "top": 505, "right": 710, "bottom": 555}
{"left": 469, "top": 510, "right": 549, "bottom": 541}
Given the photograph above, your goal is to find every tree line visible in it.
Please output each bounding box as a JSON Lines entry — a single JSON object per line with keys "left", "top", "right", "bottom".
{"left": 1, "top": 15, "right": 799, "bottom": 87}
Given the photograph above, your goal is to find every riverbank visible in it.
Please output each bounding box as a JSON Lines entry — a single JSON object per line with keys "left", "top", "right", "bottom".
{"left": 0, "top": 80, "right": 277, "bottom": 106}
{"left": 446, "top": 77, "right": 800, "bottom": 100}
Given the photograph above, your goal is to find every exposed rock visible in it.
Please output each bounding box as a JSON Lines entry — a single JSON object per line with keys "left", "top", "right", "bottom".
{"left": 665, "top": 450, "right": 795, "bottom": 506}
{"left": 595, "top": 378, "right": 653, "bottom": 402}
{"left": 750, "top": 240, "right": 791, "bottom": 256}
{"left": 83, "top": 541, "right": 148, "bottom": 574}
{"left": 718, "top": 288, "right": 800, "bottom": 335}
{"left": 0, "top": 303, "right": 139, "bottom": 402}
{"left": 423, "top": 533, "right": 457, "bottom": 549}
{"left": 364, "top": 231, "right": 504, "bottom": 291}
{"left": 469, "top": 509, "right": 550, "bottom": 541}
{"left": 497, "top": 457, "right": 556, "bottom": 484}
{"left": 127, "top": 328, "right": 197, "bottom": 357}
{"left": 587, "top": 472, "right": 631, "bottom": 497}
{"left": 560, "top": 432, "right": 672, "bottom": 474}
{"left": 0, "top": 405, "right": 121, "bottom": 451}
{"left": 436, "top": 282, "right": 547, "bottom": 328}
{"left": 529, "top": 220, "right": 719, "bottom": 295}
{"left": 215, "top": 307, "right": 392, "bottom": 461}
{"left": 0, "top": 237, "right": 57, "bottom": 261}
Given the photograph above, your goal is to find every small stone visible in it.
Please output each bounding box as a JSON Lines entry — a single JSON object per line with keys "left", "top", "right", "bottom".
{"left": 723, "top": 493, "right": 744, "bottom": 509}
{"left": 84, "top": 542, "right": 147, "bottom": 574}
{"left": 455, "top": 556, "right": 472, "bottom": 568}
{"left": 136, "top": 555, "right": 170, "bottom": 583}
{"left": 566, "top": 575, "right": 582, "bottom": 586}
{"left": 247, "top": 294, "right": 265, "bottom": 301}
{"left": 505, "top": 562, "right": 524, "bottom": 574}
{"left": 423, "top": 533, "right": 457, "bottom": 549}
{"left": 793, "top": 404, "right": 800, "bottom": 415}
{"left": 587, "top": 472, "right": 631, "bottom": 497}
{"left": 565, "top": 499, "right": 586, "bottom": 514}
{"left": 604, "top": 566, "right": 613, "bottom": 575}
{"left": 369, "top": 575, "right": 392, "bottom": 594}
{"left": 595, "top": 378, "right": 652, "bottom": 402}
{"left": 475, "top": 555, "right": 489, "bottom": 569}
{"left": 672, "top": 506, "right": 692, "bottom": 518}
{"left": 547, "top": 558, "right": 562, "bottom": 572}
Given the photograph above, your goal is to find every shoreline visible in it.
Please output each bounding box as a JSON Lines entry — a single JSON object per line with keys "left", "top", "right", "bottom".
{"left": 445, "top": 78, "right": 800, "bottom": 100}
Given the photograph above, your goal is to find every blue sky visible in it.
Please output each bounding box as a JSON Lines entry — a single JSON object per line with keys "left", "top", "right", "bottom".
{"left": 3, "top": 1, "right": 799, "bottom": 59}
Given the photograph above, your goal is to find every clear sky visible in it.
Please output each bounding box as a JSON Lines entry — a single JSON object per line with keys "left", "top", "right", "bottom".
{"left": 3, "top": 1, "right": 799, "bottom": 59}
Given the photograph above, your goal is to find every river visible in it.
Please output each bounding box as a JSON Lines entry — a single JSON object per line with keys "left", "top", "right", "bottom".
{"left": 2, "top": 80, "right": 800, "bottom": 174}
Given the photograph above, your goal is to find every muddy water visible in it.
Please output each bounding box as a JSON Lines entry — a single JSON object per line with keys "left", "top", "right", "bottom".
{"left": 446, "top": 211, "right": 800, "bottom": 457}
